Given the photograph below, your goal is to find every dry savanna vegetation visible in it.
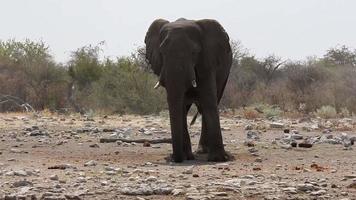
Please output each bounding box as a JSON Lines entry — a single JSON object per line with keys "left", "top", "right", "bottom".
{"left": 1, "top": 39, "right": 355, "bottom": 118}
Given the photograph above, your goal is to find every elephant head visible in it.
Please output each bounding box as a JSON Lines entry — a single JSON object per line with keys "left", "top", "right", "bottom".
{"left": 145, "top": 19, "right": 230, "bottom": 92}
{"left": 145, "top": 18, "right": 231, "bottom": 162}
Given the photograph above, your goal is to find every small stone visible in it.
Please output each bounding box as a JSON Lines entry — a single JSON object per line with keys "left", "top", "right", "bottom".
{"left": 172, "top": 188, "right": 184, "bottom": 196}
{"left": 344, "top": 175, "right": 356, "bottom": 179}
{"left": 13, "top": 180, "right": 33, "bottom": 187}
{"left": 310, "top": 189, "right": 326, "bottom": 196}
{"left": 270, "top": 122, "right": 284, "bottom": 129}
{"left": 298, "top": 143, "right": 313, "bottom": 148}
{"left": 14, "top": 170, "right": 28, "bottom": 176}
{"left": 282, "top": 187, "right": 297, "bottom": 194}
{"left": 347, "top": 182, "right": 356, "bottom": 189}
{"left": 64, "top": 194, "right": 82, "bottom": 200}
{"left": 84, "top": 160, "right": 97, "bottom": 167}
{"left": 297, "top": 183, "right": 315, "bottom": 192}
{"left": 245, "top": 124, "right": 253, "bottom": 130}
{"left": 248, "top": 147, "right": 258, "bottom": 153}
{"left": 247, "top": 131, "right": 260, "bottom": 140}
{"left": 4, "top": 195, "right": 17, "bottom": 200}
{"left": 146, "top": 176, "right": 157, "bottom": 182}
{"left": 253, "top": 167, "right": 262, "bottom": 171}
{"left": 50, "top": 174, "right": 59, "bottom": 181}
{"left": 143, "top": 141, "right": 151, "bottom": 147}
{"left": 210, "top": 192, "right": 228, "bottom": 196}
{"left": 10, "top": 148, "right": 26, "bottom": 153}
{"left": 291, "top": 134, "right": 303, "bottom": 140}
{"left": 76, "top": 177, "right": 86, "bottom": 183}
{"left": 280, "top": 144, "right": 292, "bottom": 150}
{"left": 183, "top": 166, "right": 194, "bottom": 174}
{"left": 89, "top": 143, "right": 100, "bottom": 148}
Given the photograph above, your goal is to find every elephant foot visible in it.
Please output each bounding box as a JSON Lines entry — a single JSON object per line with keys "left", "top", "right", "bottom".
{"left": 207, "top": 149, "right": 232, "bottom": 162}
{"left": 165, "top": 151, "right": 194, "bottom": 163}
{"left": 170, "top": 153, "right": 184, "bottom": 163}
{"left": 184, "top": 151, "right": 195, "bottom": 160}
{"left": 195, "top": 145, "right": 208, "bottom": 154}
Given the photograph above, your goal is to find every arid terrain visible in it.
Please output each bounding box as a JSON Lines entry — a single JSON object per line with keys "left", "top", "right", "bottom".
{"left": 0, "top": 112, "right": 355, "bottom": 200}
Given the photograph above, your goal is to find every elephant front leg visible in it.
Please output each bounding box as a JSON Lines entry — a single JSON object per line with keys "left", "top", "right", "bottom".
{"left": 202, "top": 107, "right": 229, "bottom": 162}
{"left": 198, "top": 78, "right": 228, "bottom": 162}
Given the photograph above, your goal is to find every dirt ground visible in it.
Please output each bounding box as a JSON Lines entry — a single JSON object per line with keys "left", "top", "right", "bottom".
{"left": 0, "top": 112, "right": 355, "bottom": 200}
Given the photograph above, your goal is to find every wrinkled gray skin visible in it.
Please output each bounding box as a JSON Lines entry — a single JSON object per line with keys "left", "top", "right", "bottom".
{"left": 145, "top": 18, "right": 232, "bottom": 162}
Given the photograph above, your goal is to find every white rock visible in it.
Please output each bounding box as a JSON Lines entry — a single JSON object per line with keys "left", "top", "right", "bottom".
{"left": 14, "top": 170, "right": 28, "bottom": 176}
{"left": 183, "top": 166, "right": 194, "bottom": 174}
{"left": 270, "top": 122, "right": 284, "bottom": 129}
{"left": 311, "top": 189, "right": 327, "bottom": 196}
{"left": 172, "top": 188, "right": 184, "bottom": 196}
{"left": 84, "top": 160, "right": 97, "bottom": 167}
{"left": 146, "top": 176, "right": 157, "bottom": 182}
{"left": 49, "top": 174, "right": 59, "bottom": 181}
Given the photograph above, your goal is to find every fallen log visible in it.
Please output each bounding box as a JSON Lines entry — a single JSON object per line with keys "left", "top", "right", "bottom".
{"left": 99, "top": 137, "right": 172, "bottom": 144}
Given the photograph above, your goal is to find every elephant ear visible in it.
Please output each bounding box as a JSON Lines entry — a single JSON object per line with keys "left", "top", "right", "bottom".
{"left": 196, "top": 19, "right": 231, "bottom": 68}
{"left": 144, "top": 19, "right": 169, "bottom": 76}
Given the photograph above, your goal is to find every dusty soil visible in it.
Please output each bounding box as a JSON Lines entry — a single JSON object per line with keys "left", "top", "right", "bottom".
{"left": 0, "top": 112, "right": 355, "bottom": 200}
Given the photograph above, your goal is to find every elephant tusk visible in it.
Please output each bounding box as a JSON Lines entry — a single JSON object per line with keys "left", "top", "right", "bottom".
{"left": 192, "top": 80, "right": 197, "bottom": 88}
{"left": 154, "top": 81, "right": 160, "bottom": 89}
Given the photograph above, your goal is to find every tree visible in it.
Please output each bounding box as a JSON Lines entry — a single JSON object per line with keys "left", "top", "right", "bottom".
{"left": 0, "top": 39, "right": 69, "bottom": 110}
{"left": 324, "top": 45, "right": 356, "bottom": 67}
{"left": 68, "top": 43, "right": 103, "bottom": 89}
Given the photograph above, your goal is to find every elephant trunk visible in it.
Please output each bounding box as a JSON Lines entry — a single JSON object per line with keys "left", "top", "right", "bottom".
{"left": 167, "top": 92, "right": 184, "bottom": 162}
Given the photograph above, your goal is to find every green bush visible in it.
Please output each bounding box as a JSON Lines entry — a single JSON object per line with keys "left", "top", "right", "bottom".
{"left": 253, "top": 104, "right": 282, "bottom": 118}
{"left": 89, "top": 57, "right": 166, "bottom": 115}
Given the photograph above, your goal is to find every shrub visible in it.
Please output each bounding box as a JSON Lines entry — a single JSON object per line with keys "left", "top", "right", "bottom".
{"left": 339, "top": 107, "right": 351, "bottom": 118}
{"left": 89, "top": 57, "right": 166, "bottom": 115}
{"left": 316, "top": 105, "right": 337, "bottom": 119}
{"left": 243, "top": 107, "right": 260, "bottom": 119}
{"left": 0, "top": 39, "right": 69, "bottom": 111}
{"left": 253, "top": 104, "right": 282, "bottom": 118}
{"left": 263, "top": 106, "right": 282, "bottom": 118}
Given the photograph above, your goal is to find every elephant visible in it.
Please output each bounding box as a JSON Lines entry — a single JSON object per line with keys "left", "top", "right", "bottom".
{"left": 144, "top": 18, "right": 232, "bottom": 162}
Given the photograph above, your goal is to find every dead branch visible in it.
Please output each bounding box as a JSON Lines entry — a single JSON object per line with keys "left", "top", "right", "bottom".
{"left": 0, "top": 94, "right": 35, "bottom": 112}
{"left": 99, "top": 137, "right": 172, "bottom": 144}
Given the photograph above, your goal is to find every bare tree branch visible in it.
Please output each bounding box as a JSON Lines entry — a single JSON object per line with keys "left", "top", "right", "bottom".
{"left": 0, "top": 94, "right": 35, "bottom": 112}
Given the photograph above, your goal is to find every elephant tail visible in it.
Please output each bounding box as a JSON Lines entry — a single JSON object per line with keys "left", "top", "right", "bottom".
{"left": 190, "top": 111, "right": 199, "bottom": 126}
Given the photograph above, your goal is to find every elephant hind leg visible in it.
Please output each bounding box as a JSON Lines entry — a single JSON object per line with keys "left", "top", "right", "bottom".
{"left": 195, "top": 104, "right": 208, "bottom": 154}
{"left": 183, "top": 104, "right": 194, "bottom": 160}
{"left": 196, "top": 115, "right": 209, "bottom": 154}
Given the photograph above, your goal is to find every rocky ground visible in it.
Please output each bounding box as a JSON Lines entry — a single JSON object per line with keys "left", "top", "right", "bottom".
{"left": 0, "top": 112, "right": 355, "bottom": 200}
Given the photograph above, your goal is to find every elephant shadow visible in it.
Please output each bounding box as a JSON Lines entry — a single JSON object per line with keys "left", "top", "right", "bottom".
{"left": 156, "top": 151, "right": 235, "bottom": 166}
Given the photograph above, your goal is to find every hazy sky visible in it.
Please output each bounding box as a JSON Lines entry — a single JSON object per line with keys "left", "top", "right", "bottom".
{"left": 1, "top": 0, "right": 355, "bottom": 63}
